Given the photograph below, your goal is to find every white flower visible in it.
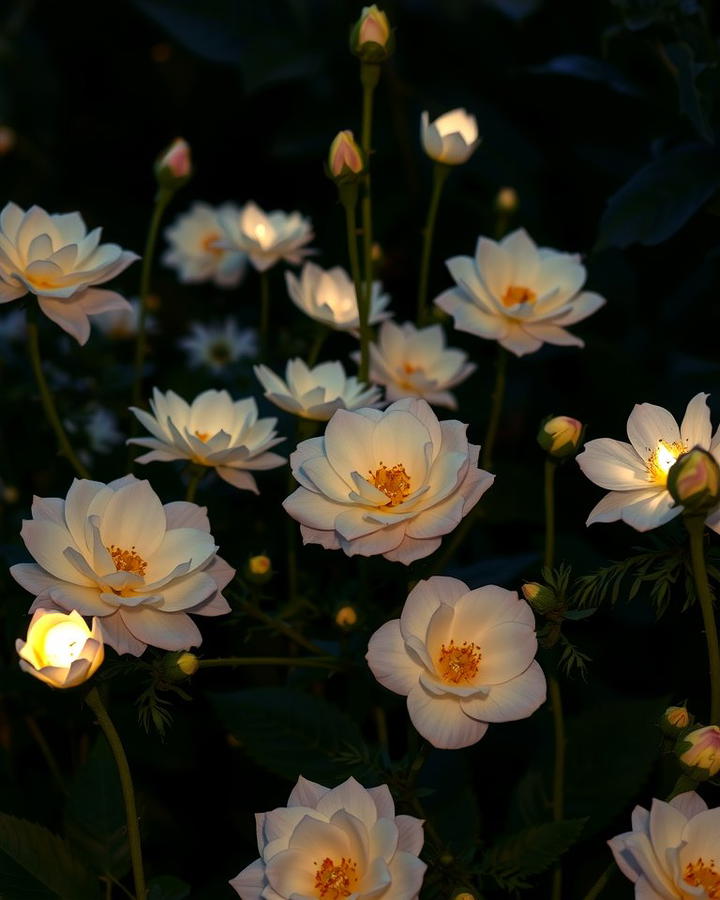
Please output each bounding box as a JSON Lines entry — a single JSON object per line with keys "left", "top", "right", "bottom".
{"left": 366, "top": 576, "right": 546, "bottom": 749}
{"left": 163, "top": 202, "right": 247, "bottom": 288}
{"left": 218, "top": 201, "right": 314, "bottom": 273}
{"left": 85, "top": 407, "right": 123, "bottom": 454}
{"left": 283, "top": 397, "right": 494, "bottom": 564}
{"left": 435, "top": 228, "right": 605, "bottom": 357}
{"left": 10, "top": 476, "right": 234, "bottom": 657}
{"left": 0, "top": 202, "right": 139, "bottom": 344}
{"left": 92, "top": 298, "right": 146, "bottom": 339}
{"left": 17, "top": 608, "right": 104, "bottom": 689}
{"left": 576, "top": 392, "right": 720, "bottom": 533}
{"left": 608, "top": 791, "right": 720, "bottom": 898}
{"left": 362, "top": 320, "right": 475, "bottom": 410}
{"left": 129, "top": 388, "right": 285, "bottom": 493}
{"left": 230, "top": 775, "right": 426, "bottom": 900}
{"left": 255, "top": 358, "right": 381, "bottom": 421}
{"left": 286, "top": 262, "right": 391, "bottom": 332}
{"left": 421, "top": 109, "right": 481, "bottom": 165}
{"left": 179, "top": 319, "right": 257, "bottom": 372}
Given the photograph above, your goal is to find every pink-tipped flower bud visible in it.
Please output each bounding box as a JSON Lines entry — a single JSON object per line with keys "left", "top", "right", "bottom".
{"left": 538, "top": 415, "right": 584, "bottom": 459}
{"left": 677, "top": 724, "right": 720, "bottom": 780}
{"left": 660, "top": 705, "right": 692, "bottom": 738}
{"left": 667, "top": 447, "right": 720, "bottom": 515}
{"left": 351, "top": 5, "right": 394, "bottom": 62}
{"left": 327, "top": 130, "right": 364, "bottom": 183}
{"left": 522, "top": 582, "right": 558, "bottom": 615}
{"left": 155, "top": 137, "right": 192, "bottom": 191}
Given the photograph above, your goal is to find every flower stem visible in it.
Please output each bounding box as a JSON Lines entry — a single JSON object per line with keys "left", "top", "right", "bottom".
{"left": 360, "top": 62, "right": 380, "bottom": 338}
{"left": 417, "top": 162, "right": 451, "bottom": 325}
{"left": 197, "top": 656, "right": 345, "bottom": 670}
{"left": 686, "top": 515, "right": 720, "bottom": 723}
{"left": 481, "top": 345, "right": 508, "bottom": 471}
{"left": 340, "top": 184, "right": 369, "bottom": 382}
{"left": 259, "top": 270, "right": 270, "bottom": 359}
{"left": 85, "top": 687, "right": 146, "bottom": 900}
{"left": 544, "top": 460, "right": 556, "bottom": 571}
{"left": 581, "top": 863, "right": 615, "bottom": 900}
{"left": 235, "top": 595, "right": 327, "bottom": 656}
{"left": 549, "top": 673, "right": 566, "bottom": 900}
{"left": 184, "top": 466, "right": 204, "bottom": 503}
{"left": 306, "top": 325, "right": 328, "bottom": 368}
{"left": 26, "top": 304, "right": 90, "bottom": 479}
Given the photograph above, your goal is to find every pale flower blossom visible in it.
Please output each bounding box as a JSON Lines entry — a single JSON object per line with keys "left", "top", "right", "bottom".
{"left": 92, "top": 298, "right": 145, "bottom": 339}
{"left": 179, "top": 319, "right": 257, "bottom": 372}
{"left": 163, "top": 202, "right": 247, "bottom": 288}
{"left": 16, "top": 608, "right": 104, "bottom": 689}
{"left": 286, "top": 262, "right": 391, "bottom": 332}
{"left": 421, "top": 109, "right": 481, "bottom": 165}
{"left": 218, "top": 201, "right": 314, "bottom": 273}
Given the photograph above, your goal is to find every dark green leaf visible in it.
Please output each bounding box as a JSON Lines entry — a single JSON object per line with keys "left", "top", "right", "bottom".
{"left": 664, "top": 42, "right": 714, "bottom": 143}
{"left": 483, "top": 819, "right": 587, "bottom": 890}
{"left": 563, "top": 608, "right": 597, "bottom": 621}
{"left": 528, "top": 55, "right": 644, "bottom": 98}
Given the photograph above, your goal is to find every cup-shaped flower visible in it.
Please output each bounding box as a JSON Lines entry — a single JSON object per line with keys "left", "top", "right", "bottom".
{"left": 667, "top": 448, "right": 720, "bottom": 516}
{"left": 286, "top": 262, "right": 391, "bottom": 332}
{"left": 0, "top": 202, "right": 139, "bottom": 344}
{"left": 366, "top": 576, "right": 546, "bottom": 749}
{"left": 435, "top": 228, "right": 605, "bottom": 356}
{"left": 608, "top": 791, "right": 720, "bottom": 898}
{"left": 576, "top": 393, "right": 720, "bottom": 533}
{"left": 255, "top": 359, "right": 381, "bottom": 421}
{"left": 163, "top": 202, "right": 247, "bottom": 288}
{"left": 677, "top": 725, "right": 720, "bottom": 780}
{"left": 283, "top": 398, "right": 494, "bottom": 564}
{"left": 351, "top": 5, "right": 394, "bottom": 62}
{"left": 230, "top": 775, "right": 425, "bottom": 900}
{"left": 10, "top": 476, "right": 235, "bottom": 657}
{"left": 179, "top": 319, "right": 257, "bottom": 372}
{"left": 218, "top": 201, "right": 314, "bottom": 273}
{"left": 17, "top": 608, "right": 104, "bottom": 689}
{"left": 328, "top": 130, "right": 364, "bottom": 181}
{"left": 538, "top": 415, "right": 584, "bottom": 459}
{"left": 421, "top": 109, "right": 481, "bottom": 166}
{"left": 129, "top": 388, "right": 286, "bottom": 493}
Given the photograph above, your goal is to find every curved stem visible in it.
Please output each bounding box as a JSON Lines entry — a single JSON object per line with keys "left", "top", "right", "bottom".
{"left": 686, "top": 515, "right": 720, "bottom": 723}
{"left": 184, "top": 467, "right": 204, "bottom": 503}
{"left": 259, "top": 270, "right": 270, "bottom": 360}
{"left": 341, "top": 188, "right": 369, "bottom": 382}
{"left": 86, "top": 687, "right": 146, "bottom": 900}
{"left": 549, "top": 673, "right": 566, "bottom": 900}
{"left": 197, "top": 656, "right": 344, "bottom": 670}
{"left": 481, "top": 345, "right": 508, "bottom": 471}
{"left": 544, "top": 459, "right": 556, "bottom": 571}
{"left": 417, "top": 163, "right": 451, "bottom": 324}
{"left": 306, "top": 325, "right": 328, "bottom": 368}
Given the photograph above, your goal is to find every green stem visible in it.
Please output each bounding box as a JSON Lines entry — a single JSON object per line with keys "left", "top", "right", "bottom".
{"left": 197, "top": 656, "right": 344, "bottom": 670}
{"left": 481, "top": 346, "right": 508, "bottom": 471}
{"left": 184, "top": 467, "right": 204, "bottom": 503}
{"left": 236, "top": 595, "right": 327, "bottom": 656}
{"left": 26, "top": 305, "right": 90, "bottom": 478}
{"left": 340, "top": 186, "right": 369, "bottom": 382}
{"left": 417, "top": 162, "right": 451, "bottom": 324}
{"left": 306, "top": 325, "right": 328, "bottom": 368}
{"left": 360, "top": 62, "right": 380, "bottom": 332}
{"left": 86, "top": 687, "right": 146, "bottom": 900}
{"left": 686, "top": 515, "right": 720, "bottom": 723}
{"left": 544, "top": 460, "right": 556, "bottom": 571}
{"left": 549, "top": 674, "right": 566, "bottom": 900}
{"left": 259, "top": 270, "right": 270, "bottom": 359}
{"left": 581, "top": 863, "right": 615, "bottom": 900}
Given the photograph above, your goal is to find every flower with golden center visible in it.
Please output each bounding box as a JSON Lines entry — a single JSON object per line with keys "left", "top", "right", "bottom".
{"left": 10, "top": 476, "right": 234, "bottom": 657}
{"left": 366, "top": 576, "right": 546, "bottom": 749}
{"left": 129, "top": 388, "right": 286, "bottom": 493}
{"left": 286, "top": 262, "right": 391, "bottom": 332}
{"left": 434, "top": 228, "right": 605, "bottom": 356}
{"left": 577, "top": 393, "right": 720, "bottom": 533}
{"left": 229, "top": 775, "right": 425, "bottom": 900}
{"left": 163, "top": 202, "right": 248, "bottom": 287}
{"left": 16, "top": 608, "right": 104, "bottom": 689}
{"left": 283, "top": 398, "right": 494, "bottom": 565}
{"left": 218, "top": 201, "right": 314, "bottom": 273}
{"left": 0, "top": 202, "right": 139, "bottom": 344}
{"left": 609, "top": 791, "right": 720, "bottom": 898}
{"left": 421, "top": 109, "right": 481, "bottom": 166}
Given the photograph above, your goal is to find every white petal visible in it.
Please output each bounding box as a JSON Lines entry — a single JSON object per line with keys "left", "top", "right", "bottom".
{"left": 461, "top": 661, "right": 546, "bottom": 723}
{"left": 406, "top": 684, "right": 488, "bottom": 749}
{"left": 626, "top": 403, "right": 681, "bottom": 460}
{"left": 366, "top": 620, "right": 421, "bottom": 696}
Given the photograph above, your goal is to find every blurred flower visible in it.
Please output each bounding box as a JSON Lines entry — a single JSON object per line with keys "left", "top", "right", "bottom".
{"left": 11, "top": 476, "right": 234, "bottom": 657}
{"left": 435, "top": 228, "right": 605, "bottom": 357}
{"left": 577, "top": 393, "right": 720, "bottom": 533}
{"left": 495, "top": 186, "right": 519, "bottom": 213}
{"left": 538, "top": 415, "right": 584, "bottom": 459}
{"left": 179, "top": 319, "right": 257, "bottom": 373}
{"left": 129, "top": 388, "right": 285, "bottom": 493}
{"left": 16, "top": 608, "right": 104, "bottom": 689}
{"left": 163, "top": 202, "right": 247, "bottom": 288}
{"left": 678, "top": 725, "right": 720, "bottom": 779}
{"left": 245, "top": 554, "right": 272, "bottom": 584}
{"left": 0, "top": 202, "right": 139, "bottom": 344}
{"left": 328, "top": 130, "right": 364, "bottom": 180}
{"left": 0, "top": 125, "right": 16, "bottom": 156}
{"left": 155, "top": 137, "right": 192, "bottom": 189}
{"left": 255, "top": 358, "right": 381, "bottom": 421}
{"left": 421, "top": 109, "right": 481, "bottom": 166}
{"left": 336, "top": 605, "right": 358, "bottom": 627}
{"left": 0, "top": 306, "right": 26, "bottom": 342}
{"left": 229, "top": 775, "right": 425, "bottom": 900}
{"left": 286, "top": 262, "right": 391, "bottom": 332}
{"left": 667, "top": 448, "right": 720, "bottom": 516}
{"left": 366, "top": 576, "right": 546, "bottom": 748}
{"left": 85, "top": 407, "right": 124, "bottom": 454}
{"left": 218, "top": 201, "right": 314, "bottom": 273}
{"left": 92, "top": 298, "right": 148, "bottom": 339}
{"left": 609, "top": 791, "right": 720, "bottom": 898}
{"left": 283, "top": 398, "right": 494, "bottom": 564}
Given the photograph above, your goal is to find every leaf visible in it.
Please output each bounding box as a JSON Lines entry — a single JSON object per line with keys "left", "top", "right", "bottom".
{"left": 664, "top": 42, "right": 714, "bottom": 143}
{"left": 528, "top": 55, "right": 644, "bottom": 98}
{"left": 483, "top": 819, "right": 587, "bottom": 890}
{"left": 147, "top": 876, "right": 192, "bottom": 900}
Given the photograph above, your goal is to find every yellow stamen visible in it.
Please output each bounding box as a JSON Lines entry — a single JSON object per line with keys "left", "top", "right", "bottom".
{"left": 201, "top": 232, "right": 223, "bottom": 257}
{"left": 367, "top": 462, "right": 411, "bottom": 507}
{"left": 194, "top": 430, "right": 211, "bottom": 442}
{"left": 647, "top": 440, "right": 685, "bottom": 484}
{"left": 403, "top": 362, "right": 419, "bottom": 375}
{"left": 438, "top": 640, "right": 481, "bottom": 684}
{"left": 107, "top": 544, "right": 147, "bottom": 577}
{"left": 502, "top": 285, "right": 536, "bottom": 307}
{"left": 684, "top": 858, "right": 720, "bottom": 897}
{"left": 313, "top": 857, "right": 358, "bottom": 900}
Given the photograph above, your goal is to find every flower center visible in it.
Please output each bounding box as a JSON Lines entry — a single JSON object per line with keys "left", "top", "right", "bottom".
{"left": 502, "top": 285, "right": 537, "bottom": 307}
{"left": 684, "top": 858, "right": 720, "bottom": 898}
{"left": 314, "top": 857, "right": 358, "bottom": 900}
{"left": 438, "top": 640, "right": 481, "bottom": 683}
{"left": 207, "top": 340, "right": 231, "bottom": 364}
{"left": 107, "top": 544, "right": 148, "bottom": 576}
{"left": 42, "top": 622, "right": 88, "bottom": 667}
{"left": 403, "top": 362, "right": 420, "bottom": 375}
{"left": 194, "top": 430, "right": 211, "bottom": 442}
{"left": 25, "top": 272, "right": 58, "bottom": 290}
{"left": 201, "top": 232, "right": 223, "bottom": 257}
{"left": 647, "top": 440, "right": 686, "bottom": 484}
{"left": 367, "top": 462, "right": 411, "bottom": 506}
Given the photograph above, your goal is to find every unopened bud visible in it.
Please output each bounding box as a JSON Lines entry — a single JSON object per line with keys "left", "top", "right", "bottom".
{"left": 667, "top": 447, "right": 720, "bottom": 515}
{"left": 677, "top": 724, "right": 720, "bottom": 780}
{"left": 522, "top": 582, "right": 559, "bottom": 615}
{"left": 161, "top": 650, "right": 199, "bottom": 681}
{"left": 327, "top": 130, "right": 364, "bottom": 184}
{"left": 335, "top": 605, "right": 358, "bottom": 628}
{"left": 660, "top": 705, "right": 692, "bottom": 738}
{"left": 453, "top": 893, "right": 476, "bottom": 900}
{"left": 155, "top": 137, "right": 192, "bottom": 192}
{"left": 245, "top": 554, "right": 272, "bottom": 585}
{"left": 538, "top": 415, "right": 584, "bottom": 459}
{"left": 351, "top": 5, "right": 394, "bottom": 62}
{"left": 495, "top": 186, "right": 519, "bottom": 214}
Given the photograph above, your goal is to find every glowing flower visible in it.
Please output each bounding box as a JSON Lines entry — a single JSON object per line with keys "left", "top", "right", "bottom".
{"left": 179, "top": 319, "right": 257, "bottom": 372}
{"left": 0, "top": 203, "right": 139, "bottom": 344}
{"left": 16, "top": 608, "right": 104, "bottom": 689}
{"left": 283, "top": 398, "right": 494, "bottom": 564}
{"left": 608, "top": 791, "right": 720, "bottom": 899}
{"left": 286, "top": 262, "right": 391, "bottom": 332}
{"left": 163, "top": 202, "right": 247, "bottom": 288}
{"left": 435, "top": 228, "right": 605, "bottom": 356}
{"left": 11, "top": 476, "right": 234, "bottom": 656}
{"left": 129, "top": 388, "right": 285, "bottom": 493}
{"left": 218, "top": 201, "right": 314, "bottom": 273}
{"left": 537, "top": 415, "right": 584, "bottom": 459}
{"left": 678, "top": 726, "right": 720, "bottom": 779}
{"left": 230, "top": 775, "right": 425, "bottom": 900}
{"left": 576, "top": 393, "right": 720, "bottom": 533}
{"left": 255, "top": 359, "right": 381, "bottom": 421}
{"left": 421, "top": 109, "right": 481, "bottom": 166}
{"left": 366, "top": 576, "right": 545, "bottom": 749}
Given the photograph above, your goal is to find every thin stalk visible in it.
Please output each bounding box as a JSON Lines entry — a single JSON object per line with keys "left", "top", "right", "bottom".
{"left": 481, "top": 345, "right": 508, "bottom": 471}
{"left": 306, "top": 325, "right": 328, "bottom": 368}
{"left": 340, "top": 188, "right": 369, "bottom": 382}
{"left": 360, "top": 62, "right": 380, "bottom": 337}
{"left": 236, "top": 595, "right": 327, "bottom": 656}
{"left": 581, "top": 864, "right": 615, "bottom": 900}
{"left": 544, "top": 460, "right": 556, "bottom": 571}
{"left": 417, "top": 162, "right": 451, "bottom": 324}
{"left": 259, "top": 270, "right": 270, "bottom": 359}
{"left": 549, "top": 674, "right": 566, "bottom": 900}
{"left": 686, "top": 515, "right": 720, "bottom": 723}
{"left": 197, "top": 656, "right": 344, "bottom": 671}
{"left": 86, "top": 687, "right": 146, "bottom": 900}
{"left": 184, "top": 467, "right": 204, "bottom": 503}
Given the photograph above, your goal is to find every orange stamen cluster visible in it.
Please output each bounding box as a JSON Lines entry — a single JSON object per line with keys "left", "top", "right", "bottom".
{"left": 107, "top": 545, "right": 148, "bottom": 576}
{"left": 367, "top": 462, "right": 411, "bottom": 507}
{"left": 684, "top": 858, "right": 720, "bottom": 897}
{"left": 438, "top": 640, "right": 481, "bottom": 684}
{"left": 194, "top": 430, "right": 211, "bottom": 442}
{"left": 313, "top": 857, "right": 358, "bottom": 900}
{"left": 502, "top": 285, "right": 536, "bottom": 308}
{"left": 646, "top": 440, "right": 685, "bottom": 484}
{"left": 201, "top": 232, "right": 223, "bottom": 256}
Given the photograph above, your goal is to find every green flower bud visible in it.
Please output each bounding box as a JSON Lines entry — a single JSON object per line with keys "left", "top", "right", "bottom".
{"left": 667, "top": 447, "right": 720, "bottom": 515}
{"left": 660, "top": 705, "right": 692, "bottom": 738}
{"left": 522, "top": 582, "right": 558, "bottom": 615}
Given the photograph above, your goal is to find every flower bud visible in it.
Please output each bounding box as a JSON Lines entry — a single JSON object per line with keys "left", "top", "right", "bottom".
{"left": 495, "top": 186, "right": 519, "bottom": 214}
{"left": 660, "top": 705, "right": 692, "bottom": 738}
{"left": 16, "top": 609, "right": 104, "bottom": 689}
{"left": 177, "top": 652, "right": 199, "bottom": 676}
{"left": 522, "top": 582, "right": 559, "bottom": 615}
{"left": 160, "top": 650, "right": 199, "bottom": 681}
{"left": 350, "top": 5, "right": 394, "bottom": 62}
{"left": 245, "top": 554, "right": 272, "bottom": 585}
{"left": 421, "top": 109, "right": 480, "bottom": 166}
{"left": 327, "top": 130, "right": 364, "bottom": 184}
{"left": 538, "top": 415, "right": 584, "bottom": 459}
{"left": 335, "top": 605, "right": 358, "bottom": 628}
{"left": 677, "top": 725, "right": 720, "bottom": 780}
{"left": 667, "top": 447, "right": 720, "bottom": 515}
{"left": 155, "top": 137, "right": 192, "bottom": 192}
{"left": 453, "top": 893, "right": 476, "bottom": 900}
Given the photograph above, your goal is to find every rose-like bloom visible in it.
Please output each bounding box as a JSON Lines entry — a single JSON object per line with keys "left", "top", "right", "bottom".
{"left": 608, "top": 791, "right": 720, "bottom": 898}
{"left": 435, "top": 228, "right": 605, "bottom": 356}
{"left": 16, "top": 608, "right": 104, "bottom": 689}
{"left": 218, "top": 201, "right": 314, "bottom": 273}
{"left": 129, "top": 388, "right": 285, "bottom": 493}
{"left": 538, "top": 415, "right": 583, "bottom": 459}
{"left": 255, "top": 358, "right": 381, "bottom": 421}
{"left": 328, "top": 130, "right": 364, "bottom": 178}
{"left": 366, "top": 576, "right": 546, "bottom": 749}
{"left": 283, "top": 398, "right": 494, "bottom": 564}
{"left": 10, "top": 476, "right": 234, "bottom": 656}
{"left": 678, "top": 725, "right": 720, "bottom": 778}
{"left": 421, "top": 109, "right": 481, "bottom": 166}
{"left": 163, "top": 202, "right": 247, "bottom": 288}
{"left": 362, "top": 320, "right": 475, "bottom": 410}
{"left": 286, "top": 262, "right": 391, "bottom": 332}
{"left": 576, "top": 393, "right": 720, "bottom": 533}
{"left": 667, "top": 448, "right": 720, "bottom": 515}
{"left": 230, "top": 775, "right": 425, "bottom": 900}
{"left": 179, "top": 319, "right": 257, "bottom": 372}
{"left": 0, "top": 202, "right": 139, "bottom": 344}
